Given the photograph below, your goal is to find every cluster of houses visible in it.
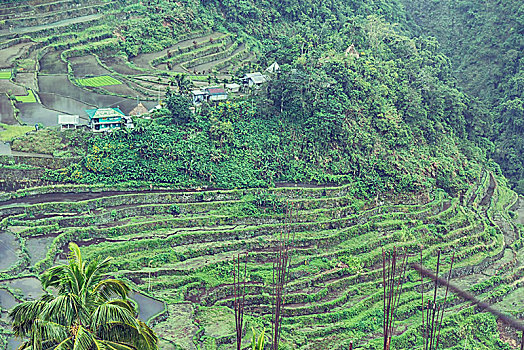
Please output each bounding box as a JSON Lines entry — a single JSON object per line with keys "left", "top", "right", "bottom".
{"left": 191, "top": 71, "right": 269, "bottom": 106}
{"left": 58, "top": 66, "right": 279, "bottom": 133}
{"left": 58, "top": 106, "right": 141, "bottom": 132}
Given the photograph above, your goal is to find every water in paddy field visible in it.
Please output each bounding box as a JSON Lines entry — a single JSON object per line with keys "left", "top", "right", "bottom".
{"left": 0, "top": 231, "right": 19, "bottom": 271}
{"left": 7, "top": 338, "right": 22, "bottom": 350}
{"left": 131, "top": 292, "right": 165, "bottom": 322}
{"left": 516, "top": 197, "right": 524, "bottom": 225}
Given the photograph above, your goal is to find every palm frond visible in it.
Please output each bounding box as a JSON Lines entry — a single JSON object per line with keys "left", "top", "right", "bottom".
{"left": 96, "top": 321, "right": 157, "bottom": 350}
{"left": 72, "top": 325, "right": 97, "bottom": 350}
{"left": 9, "top": 298, "right": 51, "bottom": 337}
{"left": 84, "top": 257, "right": 112, "bottom": 291}
{"left": 53, "top": 337, "right": 74, "bottom": 350}
{"left": 40, "top": 294, "right": 81, "bottom": 326}
{"left": 98, "top": 340, "right": 137, "bottom": 350}
{"left": 92, "top": 280, "right": 130, "bottom": 301}
{"left": 41, "top": 266, "right": 69, "bottom": 291}
{"left": 68, "top": 243, "right": 83, "bottom": 271}
{"left": 32, "top": 319, "right": 70, "bottom": 346}
{"left": 90, "top": 302, "right": 139, "bottom": 332}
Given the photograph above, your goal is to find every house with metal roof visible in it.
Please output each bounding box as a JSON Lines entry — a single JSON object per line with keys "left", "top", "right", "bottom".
{"left": 204, "top": 87, "right": 228, "bottom": 102}
{"left": 85, "top": 108, "right": 133, "bottom": 132}
{"left": 191, "top": 87, "right": 229, "bottom": 106}
{"left": 242, "top": 72, "right": 267, "bottom": 88}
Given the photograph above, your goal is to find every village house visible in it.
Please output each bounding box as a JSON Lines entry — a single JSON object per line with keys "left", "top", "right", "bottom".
{"left": 191, "top": 87, "right": 228, "bottom": 106}
{"left": 86, "top": 108, "right": 134, "bottom": 132}
{"left": 242, "top": 72, "right": 267, "bottom": 88}
{"left": 204, "top": 87, "right": 228, "bottom": 102}
{"left": 57, "top": 115, "right": 80, "bottom": 131}
{"left": 225, "top": 83, "right": 241, "bottom": 93}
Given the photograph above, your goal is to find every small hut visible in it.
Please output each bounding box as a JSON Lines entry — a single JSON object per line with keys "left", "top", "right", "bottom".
{"left": 129, "top": 103, "right": 149, "bottom": 117}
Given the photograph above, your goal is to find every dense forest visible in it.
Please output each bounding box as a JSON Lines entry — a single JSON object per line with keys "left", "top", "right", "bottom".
{"left": 47, "top": 0, "right": 501, "bottom": 199}
{"left": 402, "top": 0, "right": 524, "bottom": 193}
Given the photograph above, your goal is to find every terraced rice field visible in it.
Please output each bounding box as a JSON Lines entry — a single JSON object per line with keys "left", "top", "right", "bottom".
{"left": 0, "top": 0, "right": 256, "bottom": 126}
{"left": 76, "top": 75, "right": 122, "bottom": 87}
{"left": 13, "top": 90, "right": 36, "bottom": 103}
{"left": 0, "top": 171, "right": 522, "bottom": 349}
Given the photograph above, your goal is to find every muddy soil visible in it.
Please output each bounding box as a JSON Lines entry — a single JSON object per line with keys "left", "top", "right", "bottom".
{"left": 69, "top": 55, "right": 112, "bottom": 77}
{"left": 0, "top": 80, "right": 27, "bottom": 95}
{"left": 0, "top": 231, "right": 19, "bottom": 271}
{"left": 101, "top": 82, "right": 148, "bottom": 99}
{"left": 39, "top": 50, "right": 67, "bottom": 74}
{"left": 0, "top": 95, "right": 15, "bottom": 124}
{"left": 15, "top": 72, "right": 37, "bottom": 91}
{"left": 0, "top": 42, "right": 34, "bottom": 69}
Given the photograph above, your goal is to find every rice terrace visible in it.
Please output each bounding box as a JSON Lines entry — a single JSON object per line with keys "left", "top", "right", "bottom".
{"left": 0, "top": 0, "right": 523, "bottom": 349}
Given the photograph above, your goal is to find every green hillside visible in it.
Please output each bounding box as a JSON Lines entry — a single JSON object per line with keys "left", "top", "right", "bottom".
{"left": 0, "top": 0, "right": 523, "bottom": 349}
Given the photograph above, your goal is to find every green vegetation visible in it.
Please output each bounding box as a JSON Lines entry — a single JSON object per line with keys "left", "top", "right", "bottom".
{"left": 0, "top": 0, "right": 523, "bottom": 348}
{"left": 11, "top": 129, "right": 69, "bottom": 155}
{"left": 0, "top": 122, "right": 34, "bottom": 142}
{"left": 0, "top": 176, "right": 520, "bottom": 349}
{"left": 0, "top": 71, "right": 11, "bottom": 79}
{"left": 76, "top": 75, "right": 122, "bottom": 87}
{"left": 14, "top": 90, "right": 36, "bottom": 103}
{"left": 9, "top": 243, "right": 158, "bottom": 350}
{"left": 401, "top": 0, "right": 524, "bottom": 194}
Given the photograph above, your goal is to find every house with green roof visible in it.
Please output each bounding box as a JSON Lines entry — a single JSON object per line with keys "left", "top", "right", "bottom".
{"left": 86, "top": 108, "right": 134, "bottom": 132}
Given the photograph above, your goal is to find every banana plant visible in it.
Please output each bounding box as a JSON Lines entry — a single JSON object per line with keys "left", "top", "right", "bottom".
{"left": 251, "top": 327, "right": 265, "bottom": 350}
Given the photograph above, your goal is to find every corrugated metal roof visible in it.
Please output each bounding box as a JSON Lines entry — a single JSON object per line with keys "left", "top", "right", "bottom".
{"left": 58, "top": 115, "right": 79, "bottom": 125}
{"left": 206, "top": 87, "right": 227, "bottom": 95}
{"left": 85, "top": 108, "right": 125, "bottom": 120}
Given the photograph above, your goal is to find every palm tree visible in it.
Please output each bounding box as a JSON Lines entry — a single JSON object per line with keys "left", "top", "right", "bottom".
{"left": 9, "top": 243, "right": 158, "bottom": 350}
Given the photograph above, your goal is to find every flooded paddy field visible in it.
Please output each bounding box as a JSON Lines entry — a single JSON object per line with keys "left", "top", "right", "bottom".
{"left": 0, "top": 95, "right": 15, "bottom": 125}
{"left": 38, "top": 74, "right": 155, "bottom": 113}
{"left": 26, "top": 236, "right": 55, "bottom": 267}
{"left": 39, "top": 50, "right": 68, "bottom": 74}
{"left": 16, "top": 101, "right": 60, "bottom": 126}
{"left": 0, "top": 231, "right": 19, "bottom": 271}
{"left": 39, "top": 92, "right": 95, "bottom": 117}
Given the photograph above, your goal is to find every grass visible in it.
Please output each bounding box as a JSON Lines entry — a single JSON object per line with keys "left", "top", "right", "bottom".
{"left": 0, "top": 122, "right": 35, "bottom": 142}
{"left": 76, "top": 75, "right": 122, "bottom": 87}
{"left": 0, "top": 71, "right": 12, "bottom": 79}
{"left": 14, "top": 90, "right": 37, "bottom": 103}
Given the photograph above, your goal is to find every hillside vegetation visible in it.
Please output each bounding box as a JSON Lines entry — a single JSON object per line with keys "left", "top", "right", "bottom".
{"left": 401, "top": 0, "right": 524, "bottom": 193}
